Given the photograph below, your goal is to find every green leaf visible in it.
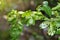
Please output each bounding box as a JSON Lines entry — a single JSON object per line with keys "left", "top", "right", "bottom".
{"left": 48, "top": 24, "right": 55, "bottom": 36}
{"left": 52, "top": 3, "right": 60, "bottom": 10}
{"left": 42, "top": 5, "right": 52, "bottom": 17}
{"left": 26, "top": 18, "right": 35, "bottom": 26}
{"left": 56, "top": 29, "right": 60, "bottom": 34}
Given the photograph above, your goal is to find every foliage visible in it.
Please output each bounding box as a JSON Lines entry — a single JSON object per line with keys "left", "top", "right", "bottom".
{"left": 7, "top": 10, "right": 23, "bottom": 40}
{"left": 37, "top": 1, "right": 60, "bottom": 36}
{"left": 7, "top": 9, "right": 48, "bottom": 40}
{"left": 7, "top": 1, "right": 60, "bottom": 40}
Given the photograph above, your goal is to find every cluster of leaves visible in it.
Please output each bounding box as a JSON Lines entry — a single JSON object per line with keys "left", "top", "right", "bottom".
{"left": 7, "top": 9, "right": 48, "bottom": 40}
{"left": 39, "top": 1, "right": 60, "bottom": 36}
{"left": 7, "top": 1, "right": 60, "bottom": 40}
{"left": 7, "top": 10, "right": 23, "bottom": 40}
